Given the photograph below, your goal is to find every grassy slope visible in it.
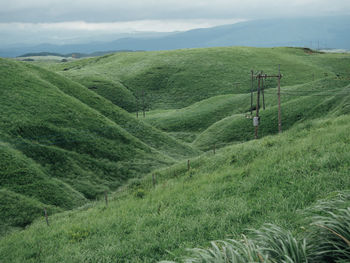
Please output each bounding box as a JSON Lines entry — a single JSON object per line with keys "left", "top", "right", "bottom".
{"left": 145, "top": 78, "right": 349, "bottom": 130}
{"left": 46, "top": 47, "right": 350, "bottom": 146}
{"left": 48, "top": 47, "right": 350, "bottom": 111}
{"left": 1, "top": 47, "right": 349, "bottom": 261}
{"left": 0, "top": 113, "right": 349, "bottom": 262}
{"left": 193, "top": 80, "right": 350, "bottom": 149}
{"left": 29, "top": 65, "right": 199, "bottom": 159}
{"left": 0, "top": 58, "right": 198, "bottom": 231}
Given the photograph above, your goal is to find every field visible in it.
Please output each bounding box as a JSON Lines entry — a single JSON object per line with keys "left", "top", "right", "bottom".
{"left": 0, "top": 47, "right": 349, "bottom": 262}
{"left": 0, "top": 57, "right": 197, "bottom": 233}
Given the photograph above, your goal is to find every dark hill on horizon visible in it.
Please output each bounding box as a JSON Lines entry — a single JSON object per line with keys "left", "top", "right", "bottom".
{"left": 1, "top": 16, "right": 349, "bottom": 57}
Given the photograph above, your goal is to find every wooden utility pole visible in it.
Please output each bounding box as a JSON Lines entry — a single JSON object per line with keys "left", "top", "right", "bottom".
{"left": 252, "top": 67, "right": 282, "bottom": 138}
{"left": 251, "top": 70, "right": 254, "bottom": 115}
{"left": 261, "top": 72, "right": 266, "bottom": 110}
{"left": 277, "top": 65, "right": 282, "bottom": 133}
{"left": 255, "top": 74, "right": 261, "bottom": 139}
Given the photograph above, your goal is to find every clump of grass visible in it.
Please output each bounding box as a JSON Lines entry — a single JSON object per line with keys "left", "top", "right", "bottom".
{"left": 160, "top": 236, "right": 269, "bottom": 263}
{"left": 252, "top": 224, "right": 309, "bottom": 263}
{"left": 163, "top": 226, "right": 308, "bottom": 263}
{"left": 305, "top": 192, "right": 350, "bottom": 262}
{"left": 162, "top": 192, "right": 350, "bottom": 263}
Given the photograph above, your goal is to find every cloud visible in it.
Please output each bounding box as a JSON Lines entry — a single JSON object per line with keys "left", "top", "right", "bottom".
{"left": 0, "top": 19, "right": 244, "bottom": 32}
{"left": 0, "top": 0, "right": 349, "bottom": 22}
{"left": 0, "top": 19, "right": 244, "bottom": 46}
{"left": 0, "top": 0, "right": 349, "bottom": 46}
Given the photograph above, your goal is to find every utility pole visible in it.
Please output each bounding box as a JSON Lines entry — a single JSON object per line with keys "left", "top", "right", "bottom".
{"left": 251, "top": 70, "right": 254, "bottom": 115}
{"left": 255, "top": 73, "right": 261, "bottom": 139}
{"left": 277, "top": 65, "right": 282, "bottom": 133}
{"left": 251, "top": 68, "right": 283, "bottom": 138}
{"left": 261, "top": 71, "right": 266, "bottom": 110}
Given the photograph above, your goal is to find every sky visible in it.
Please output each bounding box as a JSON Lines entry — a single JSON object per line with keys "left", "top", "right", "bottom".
{"left": 0, "top": 0, "right": 349, "bottom": 46}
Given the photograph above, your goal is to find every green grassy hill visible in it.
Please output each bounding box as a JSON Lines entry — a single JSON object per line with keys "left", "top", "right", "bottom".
{"left": 46, "top": 47, "right": 350, "bottom": 146}
{"left": 49, "top": 47, "right": 350, "bottom": 111}
{"left": 0, "top": 113, "right": 349, "bottom": 262}
{"left": 0, "top": 58, "right": 198, "bottom": 231}
{"left": 192, "top": 79, "right": 350, "bottom": 149}
{"left": 1, "top": 47, "right": 350, "bottom": 261}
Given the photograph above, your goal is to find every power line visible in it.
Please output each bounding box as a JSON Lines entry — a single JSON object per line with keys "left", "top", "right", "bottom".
{"left": 278, "top": 92, "right": 350, "bottom": 97}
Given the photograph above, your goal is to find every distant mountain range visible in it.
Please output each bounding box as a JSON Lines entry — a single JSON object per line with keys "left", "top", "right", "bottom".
{"left": 17, "top": 50, "right": 137, "bottom": 59}
{"left": 1, "top": 16, "right": 349, "bottom": 57}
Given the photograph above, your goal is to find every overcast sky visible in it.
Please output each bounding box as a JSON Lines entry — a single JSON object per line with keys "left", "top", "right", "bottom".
{"left": 0, "top": 0, "right": 349, "bottom": 46}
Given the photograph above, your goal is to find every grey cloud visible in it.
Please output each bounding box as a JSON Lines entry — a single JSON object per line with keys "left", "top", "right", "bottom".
{"left": 0, "top": 0, "right": 349, "bottom": 22}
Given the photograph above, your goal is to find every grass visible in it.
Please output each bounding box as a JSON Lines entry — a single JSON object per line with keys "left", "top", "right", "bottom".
{"left": 143, "top": 78, "right": 350, "bottom": 148}
{"left": 0, "top": 57, "right": 198, "bottom": 231}
{"left": 45, "top": 47, "right": 350, "bottom": 146}
{"left": 0, "top": 189, "right": 61, "bottom": 236}
{"left": 48, "top": 47, "right": 350, "bottom": 111}
{"left": 1, "top": 46, "right": 350, "bottom": 261}
{"left": 193, "top": 80, "right": 350, "bottom": 149}
{"left": 304, "top": 192, "right": 350, "bottom": 262}
{"left": 166, "top": 192, "right": 350, "bottom": 263}
{"left": 0, "top": 113, "right": 349, "bottom": 262}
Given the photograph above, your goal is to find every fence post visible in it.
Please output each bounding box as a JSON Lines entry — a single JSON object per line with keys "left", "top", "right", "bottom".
{"left": 44, "top": 208, "right": 49, "bottom": 226}
{"left": 104, "top": 191, "right": 108, "bottom": 206}
{"left": 152, "top": 173, "right": 156, "bottom": 187}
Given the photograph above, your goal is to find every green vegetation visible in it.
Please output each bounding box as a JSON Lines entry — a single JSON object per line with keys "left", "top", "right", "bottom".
{"left": 46, "top": 47, "right": 350, "bottom": 146}
{"left": 0, "top": 57, "right": 197, "bottom": 231}
{"left": 0, "top": 113, "right": 349, "bottom": 262}
{"left": 49, "top": 47, "right": 350, "bottom": 110}
{"left": 0, "top": 189, "right": 61, "bottom": 235}
{"left": 164, "top": 192, "right": 350, "bottom": 263}
{"left": 193, "top": 80, "right": 350, "bottom": 150}
{"left": 1, "top": 47, "right": 350, "bottom": 262}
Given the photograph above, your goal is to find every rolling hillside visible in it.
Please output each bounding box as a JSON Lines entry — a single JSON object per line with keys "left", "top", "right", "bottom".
{"left": 48, "top": 47, "right": 350, "bottom": 146}
{"left": 0, "top": 58, "right": 198, "bottom": 232}
{"left": 0, "top": 113, "right": 349, "bottom": 262}
{"left": 1, "top": 46, "right": 350, "bottom": 262}
{"left": 50, "top": 47, "right": 350, "bottom": 109}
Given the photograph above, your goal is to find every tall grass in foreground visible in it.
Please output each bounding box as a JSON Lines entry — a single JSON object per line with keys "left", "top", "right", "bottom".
{"left": 161, "top": 192, "right": 350, "bottom": 263}
{"left": 306, "top": 192, "right": 350, "bottom": 262}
